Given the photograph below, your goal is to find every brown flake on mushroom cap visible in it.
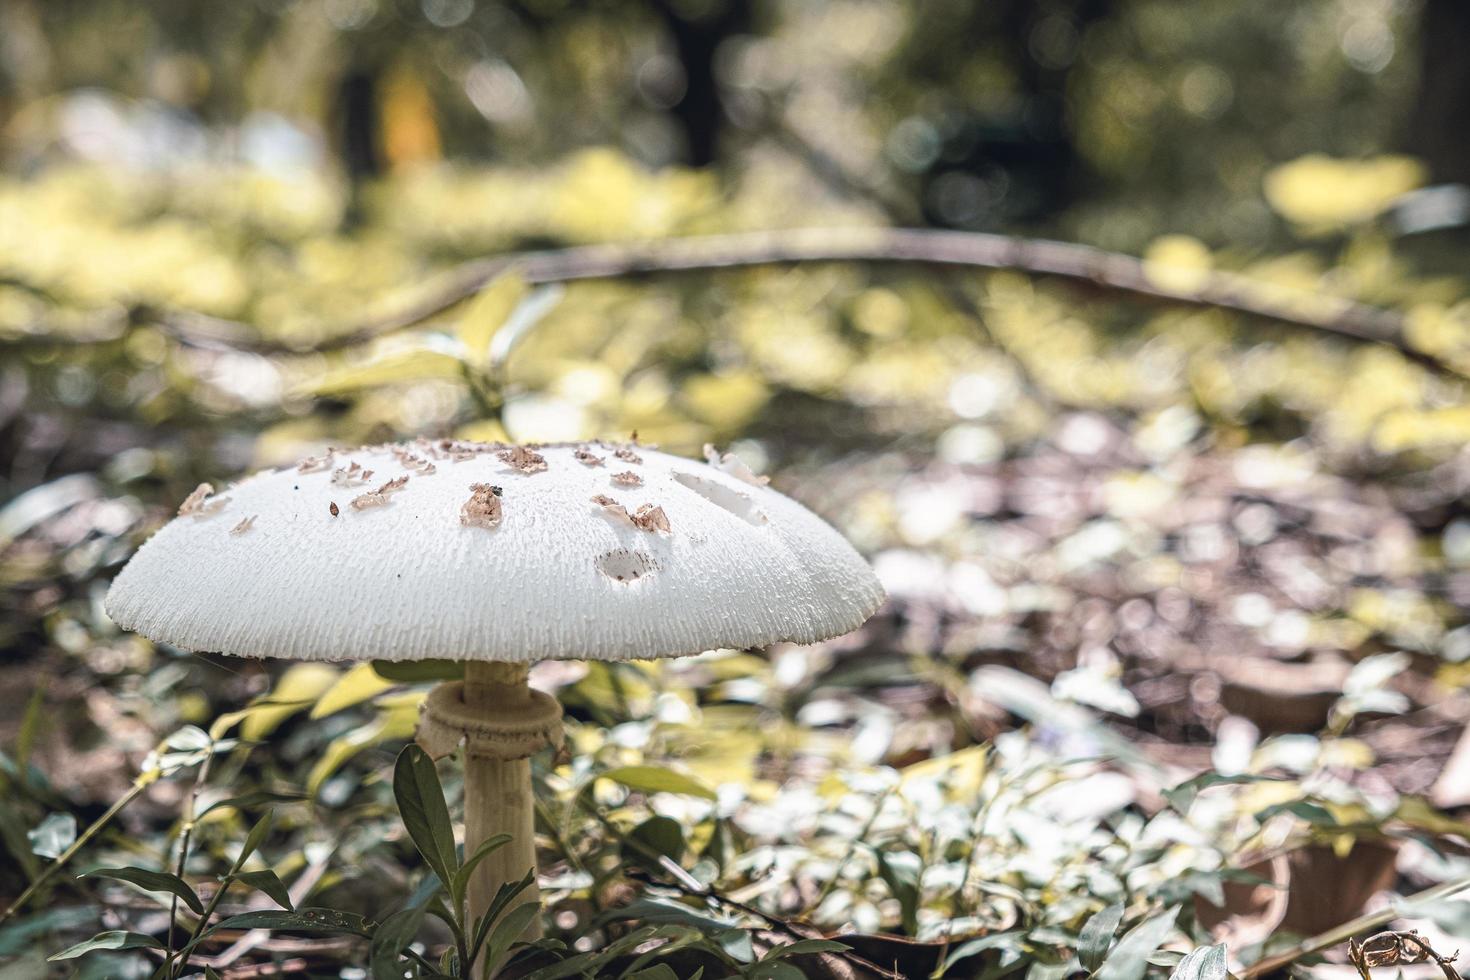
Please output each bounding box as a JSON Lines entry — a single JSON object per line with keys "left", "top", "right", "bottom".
{"left": 297, "top": 451, "right": 334, "bottom": 474}
{"left": 611, "top": 470, "right": 643, "bottom": 488}
{"left": 573, "top": 448, "right": 604, "bottom": 467}
{"left": 392, "top": 447, "right": 437, "bottom": 475}
{"left": 614, "top": 446, "right": 642, "bottom": 465}
{"left": 179, "top": 483, "right": 229, "bottom": 517}
{"left": 332, "top": 462, "right": 374, "bottom": 486}
{"left": 498, "top": 446, "right": 548, "bottom": 474}
{"left": 230, "top": 515, "right": 257, "bottom": 535}
{"left": 630, "top": 503, "right": 671, "bottom": 533}
{"left": 460, "top": 483, "right": 504, "bottom": 530}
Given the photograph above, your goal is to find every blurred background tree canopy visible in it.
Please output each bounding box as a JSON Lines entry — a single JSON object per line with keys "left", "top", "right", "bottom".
{"left": 10, "top": 1, "right": 1470, "bottom": 977}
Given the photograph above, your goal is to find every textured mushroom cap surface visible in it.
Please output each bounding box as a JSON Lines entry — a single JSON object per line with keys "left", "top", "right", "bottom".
{"left": 105, "top": 441, "right": 884, "bottom": 662}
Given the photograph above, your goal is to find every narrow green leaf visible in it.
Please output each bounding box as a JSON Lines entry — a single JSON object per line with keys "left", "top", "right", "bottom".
{"left": 451, "top": 832, "right": 512, "bottom": 910}
{"left": 478, "top": 901, "right": 539, "bottom": 969}
{"left": 206, "top": 908, "right": 369, "bottom": 936}
{"left": 232, "top": 810, "right": 274, "bottom": 873}
{"left": 393, "top": 745, "right": 459, "bottom": 890}
{"left": 937, "top": 930, "right": 1025, "bottom": 976}
{"left": 761, "top": 938, "right": 851, "bottom": 961}
{"left": 49, "top": 931, "right": 164, "bottom": 961}
{"left": 600, "top": 765, "right": 717, "bottom": 801}
{"left": 232, "top": 870, "right": 293, "bottom": 910}
{"left": 627, "top": 967, "right": 681, "bottom": 980}
{"left": 84, "top": 868, "right": 204, "bottom": 915}
{"left": 306, "top": 348, "right": 466, "bottom": 396}
{"left": 458, "top": 270, "right": 529, "bottom": 363}
{"left": 470, "top": 870, "right": 535, "bottom": 958}
{"left": 372, "top": 659, "right": 464, "bottom": 683}
{"left": 1079, "top": 902, "right": 1125, "bottom": 972}
{"left": 1093, "top": 907, "right": 1180, "bottom": 980}
{"left": 197, "top": 792, "right": 305, "bottom": 820}
{"left": 1169, "top": 944, "right": 1227, "bottom": 980}
{"left": 370, "top": 905, "right": 427, "bottom": 980}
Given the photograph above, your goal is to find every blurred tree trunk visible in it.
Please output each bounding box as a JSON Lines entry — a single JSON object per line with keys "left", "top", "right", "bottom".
{"left": 1406, "top": 0, "right": 1470, "bottom": 184}
{"left": 653, "top": 0, "right": 750, "bottom": 167}
{"left": 335, "top": 65, "right": 382, "bottom": 228}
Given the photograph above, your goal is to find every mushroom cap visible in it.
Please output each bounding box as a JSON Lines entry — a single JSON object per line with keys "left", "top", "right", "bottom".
{"left": 105, "top": 441, "right": 884, "bottom": 663}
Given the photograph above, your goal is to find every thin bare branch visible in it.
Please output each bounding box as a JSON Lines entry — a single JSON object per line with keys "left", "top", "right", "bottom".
{"left": 11, "top": 228, "right": 1451, "bottom": 375}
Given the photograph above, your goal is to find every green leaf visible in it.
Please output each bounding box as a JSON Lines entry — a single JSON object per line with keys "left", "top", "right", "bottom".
{"left": 232, "top": 870, "right": 293, "bottom": 910}
{"left": 84, "top": 868, "right": 204, "bottom": 915}
{"left": 600, "top": 765, "right": 718, "bottom": 801}
{"left": 470, "top": 870, "right": 536, "bottom": 959}
{"left": 1163, "top": 773, "right": 1283, "bottom": 812}
{"left": 761, "top": 938, "right": 851, "bottom": 961}
{"left": 312, "top": 662, "right": 396, "bottom": 719}
{"left": 233, "top": 811, "right": 274, "bottom": 872}
{"left": 393, "top": 745, "right": 459, "bottom": 890}
{"left": 207, "top": 908, "right": 370, "bottom": 936}
{"left": 627, "top": 967, "right": 682, "bottom": 980}
{"left": 307, "top": 348, "right": 466, "bottom": 396}
{"left": 937, "top": 930, "right": 1025, "bottom": 976}
{"left": 197, "top": 791, "right": 306, "bottom": 820}
{"left": 478, "top": 901, "right": 540, "bottom": 969}
{"left": 1169, "top": 944, "right": 1227, "bottom": 980}
{"left": 49, "top": 931, "right": 164, "bottom": 961}
{"left": 451, "top": 832, "right": 512, "bottom": 910}
{"left": 27, "top": 812, "right": 76, "bottom": 859}
{"left": 458, "top": 270, "right": 529, "bottom": 363}
{"left": 1093, "top": 907, "right": 1180, "bottom": 980}
{"left": 875, "top": 849, "right": 921, "bottom": 937}
{"left": 622, "top": 815, "right": 686, "bottom": 875}
{"left": 1079, "top": 902, "right": 1125, "bottom": 972}
{"left": 371, "top": 659, "right": 465, "bottom": 683}
{"left": 370, "top": 905, "right": 428, "bottom": 980}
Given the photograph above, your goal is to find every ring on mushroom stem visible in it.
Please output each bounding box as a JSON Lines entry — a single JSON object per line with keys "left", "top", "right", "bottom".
{"left": 104, "top": 439, "right": 884, "bottom": 972}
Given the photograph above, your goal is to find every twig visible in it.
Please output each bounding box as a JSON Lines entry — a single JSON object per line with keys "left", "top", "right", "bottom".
{"left": 166, "top": 742, "right": 218, "bottom": 976}
{"left": 0, "top": 774, "right": 155, "bottom": 926}
{"left": 1240, "top": 872, "right": 1470, "bottom": 978}
{"left": 201, "top": 853, "right": 332, "bottom": 969}
{"left": 1350, "top": 931, "right": 1462, "bottom": 980}
{"left": 584, "top": 802, "right": 900, "bottom": 980}
{"left": 17, "top": 229, "right": 1445, "bottom": 374}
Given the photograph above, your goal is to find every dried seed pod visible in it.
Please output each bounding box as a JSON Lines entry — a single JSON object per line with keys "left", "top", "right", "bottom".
{"left": 329, "top": 501, "right": 340, "bottom": 517}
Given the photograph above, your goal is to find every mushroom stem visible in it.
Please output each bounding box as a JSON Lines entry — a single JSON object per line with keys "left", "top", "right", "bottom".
{"left": 462, "top": 661, "right": 546, "bottom": 971}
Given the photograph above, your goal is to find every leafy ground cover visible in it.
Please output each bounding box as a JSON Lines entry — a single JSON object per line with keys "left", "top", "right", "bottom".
{"left": 5, "top": 146, "right": 1470, "bottom": 978}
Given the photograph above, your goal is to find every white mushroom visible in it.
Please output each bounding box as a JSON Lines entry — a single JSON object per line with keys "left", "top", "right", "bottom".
{"left": 104, "top": 439, "right": 884, "bottom": 948}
